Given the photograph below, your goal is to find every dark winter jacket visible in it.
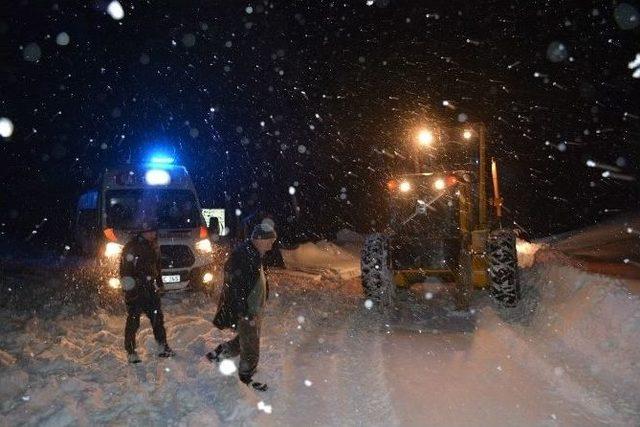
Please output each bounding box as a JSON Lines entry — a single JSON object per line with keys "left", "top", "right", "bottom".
{"left": 213, "top": 240, "right": 269, "bottom": 329}
{"left": 119, "top": 234, "right": 161, "bottom": 305}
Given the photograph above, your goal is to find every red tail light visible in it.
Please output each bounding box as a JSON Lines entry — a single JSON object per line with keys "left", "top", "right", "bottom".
{"left": 199, "top": 226, "right": 208, "bottom": 239}
{"left": 103, "top": 228, "right": 117, "bottom": 242}
{"left": 387, "top": 180, "right": 398, "bottom": 190}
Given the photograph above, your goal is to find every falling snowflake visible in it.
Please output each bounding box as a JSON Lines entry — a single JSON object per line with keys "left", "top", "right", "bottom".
{"left": 219, "top": 359, "right": 237, "bottom": 376}
{"left": 257, "top": 401, "right": 272, "bottom": 414}
{"left": 107, "top": 1, "right": 124, "bottom": 20}
{"left": 56, "top": 32, "right": 70, "bottom": 46}
{"left": 0, "top": 117, "right": 14, "bottom": 138}
{"left": 628, "top": 53, "right": 640, "bottom": 78}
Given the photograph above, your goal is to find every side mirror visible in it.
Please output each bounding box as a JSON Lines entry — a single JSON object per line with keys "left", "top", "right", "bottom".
{"left": 207, "top": 217, "right": 220, "bottom": 236}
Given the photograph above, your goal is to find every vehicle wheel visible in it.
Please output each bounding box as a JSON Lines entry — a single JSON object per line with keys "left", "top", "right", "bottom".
{"left": 487, "top": 229, "right": 520, "bottom": 307}
{"left": 361, "top": 233, "right": 395, "bottom": 309}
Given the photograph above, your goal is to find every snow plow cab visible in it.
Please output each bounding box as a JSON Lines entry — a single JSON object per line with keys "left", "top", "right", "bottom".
{"left": 361, "top": 124, "right": 520, "bottom": 310}
{"left": 74, "top": 160, "right": 217, "bottom": 293}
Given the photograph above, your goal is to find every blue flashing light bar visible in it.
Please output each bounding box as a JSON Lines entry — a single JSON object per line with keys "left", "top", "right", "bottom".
{"left": 149, "top": 156, "right": 175, "bottom": 165}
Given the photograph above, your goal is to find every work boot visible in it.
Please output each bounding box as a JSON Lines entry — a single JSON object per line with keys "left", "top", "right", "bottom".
{"left": 240, "top": 375, "right": 268, "bottom": 392}
{"left": 205, "top": 348, "right": 222, "bottom": 363}
{"left": 127, "top": 352, "right": 141, "bottom": 364}
{"left": 158, "top": 345, "right": 175, "bottom": 358}
{"left": 205, "top": 344, "right": 224, "bottom": 363}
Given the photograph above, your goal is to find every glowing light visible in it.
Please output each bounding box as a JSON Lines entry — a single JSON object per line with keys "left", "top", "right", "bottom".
{"left": 145, "top": 169, "right": 171, "bottom": 185}
{"left": 104, "top": 242, "right": 124, "bottom": 258}
{"left": 0, "top": 118, "right": 14, "bottom": 138}
{"left": 462, "top": 129, "right": 473, "bottom": 140}
{"left": 288, "top": 186, "right": 296, "bottom": 195}
{"left": 364, "top": 299, "right": 374, "bottom": 309}
{"left": 399, "top": 181, "right": 412, "bottom": 192}
{"left": 434, "top": 178, "right": 446, "bottom": 190}
{"left": 108, "top": 278, "right": 121, "bottom": 289}
{"left": 202, "top": 272, "right": 214, "bottom": 283}
{"left": 149, "top": 156, "right": 175, "bottom": 164}
{"left": 195, "top": 238, "right": 213, "bottom": 253}
{"left": 107, "top": 1, "right": 124, "bottom": 20}
{"left": 586, "top": 160, "right": 596, "bottom": 167}
{"left": 417, "top": 129, "right": 434, "bottom": 146}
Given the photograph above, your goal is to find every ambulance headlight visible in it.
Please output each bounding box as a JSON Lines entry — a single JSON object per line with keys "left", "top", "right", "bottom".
{"left": 195, "top": 238, "right": 213, "bottom": 254}
{"left": 104, "top": 242, "right": 124, "bottom": 258}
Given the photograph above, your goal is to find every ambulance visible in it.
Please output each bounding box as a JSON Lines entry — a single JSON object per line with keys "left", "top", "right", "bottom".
{"left": 74, "top": 156, "right": 216, "bottom": 291}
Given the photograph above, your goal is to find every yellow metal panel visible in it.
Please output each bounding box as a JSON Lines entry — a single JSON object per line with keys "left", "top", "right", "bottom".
{"left": 472, "top": 253, "right": 488, "bottom": 287}
{"left": 471, "top": 229, "right": 488, "bottom": 252}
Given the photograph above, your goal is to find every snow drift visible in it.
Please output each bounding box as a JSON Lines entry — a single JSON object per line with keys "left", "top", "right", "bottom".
{"left": 517, "top": 249, "right": 640, "bottom": 412}
{"left": 281, "top": 240, "right": 360, "bottom": 280}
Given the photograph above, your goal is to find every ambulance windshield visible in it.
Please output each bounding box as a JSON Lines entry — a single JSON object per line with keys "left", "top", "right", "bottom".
{"left": 105, "top": 189, "right": 200, "bottom": 230}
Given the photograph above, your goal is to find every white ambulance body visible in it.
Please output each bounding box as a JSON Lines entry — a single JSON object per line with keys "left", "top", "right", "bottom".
{"left": 75, "top": 162, "right": 215, "bottom": 291}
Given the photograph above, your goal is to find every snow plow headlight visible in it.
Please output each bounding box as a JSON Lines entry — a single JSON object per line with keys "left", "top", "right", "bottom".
{"left": 104, "top": 242, "right": 124, "bottom": 258}
{"left": 195, "top": 238, "right": 213, "bottom": 254}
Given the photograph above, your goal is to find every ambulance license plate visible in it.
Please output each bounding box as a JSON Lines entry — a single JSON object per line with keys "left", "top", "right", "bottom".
{"left": 162, "top": 275, "right": 181, "bottom": 284}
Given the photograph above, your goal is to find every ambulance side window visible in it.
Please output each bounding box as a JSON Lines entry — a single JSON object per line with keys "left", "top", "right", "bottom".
{"left": 77, "top": 190, "right": 99, "bottom": 230}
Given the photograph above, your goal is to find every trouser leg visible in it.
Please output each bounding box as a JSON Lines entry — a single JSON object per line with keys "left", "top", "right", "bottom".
{"left": 125, "top": 305, "right": 142, "bottom": 354}
{"left": 217, "top": 334, "right": 241, "bottom": 358}
{"left": 238, "top": 316, "right": 261, "bottom": 383}
{"left": 144, "top": 298, "right": 167, "bottom": 346}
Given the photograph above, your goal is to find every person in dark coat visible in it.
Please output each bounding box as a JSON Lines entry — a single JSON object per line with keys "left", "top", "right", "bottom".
{"left": 208, "top": 223, "right": 276, "bottom": 391}
{"left": 119, "top": 228, "right": 174, "bottom": 363}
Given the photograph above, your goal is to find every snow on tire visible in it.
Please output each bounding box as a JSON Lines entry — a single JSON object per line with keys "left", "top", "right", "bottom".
{"left": 360, "top": 233, "right": 394, "bottom": 308}
{"left": 487, "top": 229, "right": 520, "bottom": 307}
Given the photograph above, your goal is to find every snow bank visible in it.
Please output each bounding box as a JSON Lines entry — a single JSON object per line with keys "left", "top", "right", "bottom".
{"left": 281, "top": 240, "right": 361, "bottom": 280}
{"left": 335, "top": 228, "right": 364, "bottom": 244}
{"left": 521, "top": 250, "right": 640, "bottom": 408}
{"left": 516, "top": 238, "right": 543, "bottom": 268}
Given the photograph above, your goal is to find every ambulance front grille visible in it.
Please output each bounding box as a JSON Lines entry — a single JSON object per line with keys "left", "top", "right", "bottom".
{"left": 160, "top": 245, "right": 195, "bottom": 269}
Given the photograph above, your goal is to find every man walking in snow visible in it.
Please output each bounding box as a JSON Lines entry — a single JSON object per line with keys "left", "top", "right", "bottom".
{"left": 119, "top": 227, "right": 174, "bottom": 363}
{"left": 208, "top": 223, "right": 276, "bottom": 391}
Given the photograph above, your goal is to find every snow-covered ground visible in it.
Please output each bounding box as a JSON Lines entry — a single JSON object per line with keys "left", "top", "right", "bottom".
{"left": 1, "top": 227, "right": 639, "bottom": 426}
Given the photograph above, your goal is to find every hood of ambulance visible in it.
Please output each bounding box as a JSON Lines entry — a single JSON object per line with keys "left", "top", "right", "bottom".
{"left": 112, "top": 228, "right": 201, "bottom": 246}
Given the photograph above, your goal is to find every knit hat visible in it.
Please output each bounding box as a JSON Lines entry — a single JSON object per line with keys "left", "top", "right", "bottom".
{"left": 251, "top": 222, "right": 277, "bottom": 240}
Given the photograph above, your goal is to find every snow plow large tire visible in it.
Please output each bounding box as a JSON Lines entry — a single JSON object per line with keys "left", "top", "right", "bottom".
{"left": 487, "top": 229, "right": 520, "bottom": 307}
{"left": 361, "top": 233, "right": 395, "bottom": 309}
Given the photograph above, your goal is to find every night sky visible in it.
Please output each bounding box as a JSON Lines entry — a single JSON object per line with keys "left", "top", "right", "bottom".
{"left": 1, "top": 0, "right": 639, "bottom": 245}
